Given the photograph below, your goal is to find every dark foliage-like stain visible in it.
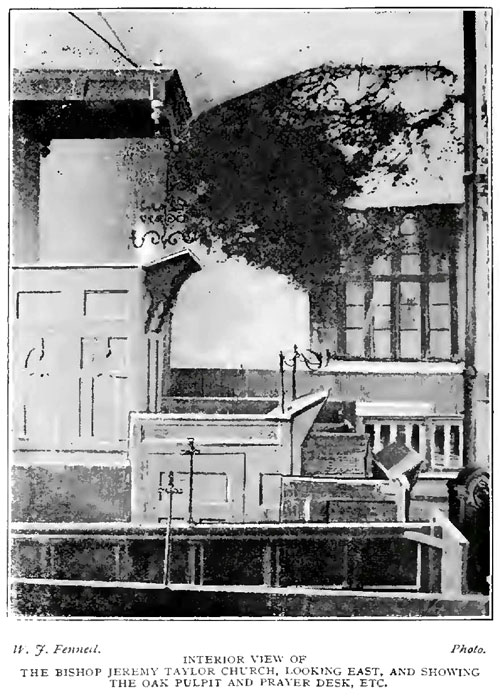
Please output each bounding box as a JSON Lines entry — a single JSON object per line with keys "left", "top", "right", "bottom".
{"left": 165, "top": 63, "right": 463, "bottom": 292}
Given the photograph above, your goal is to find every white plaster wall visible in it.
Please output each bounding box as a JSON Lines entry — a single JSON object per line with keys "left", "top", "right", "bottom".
{"left": 39, "top": 139, "right": 133, "bottom": 264}
{"left": 170, "top": 253, "right": 310, "bottom": 370}
{"left": 39, "top": 138, "right": 170, "bottom": 265}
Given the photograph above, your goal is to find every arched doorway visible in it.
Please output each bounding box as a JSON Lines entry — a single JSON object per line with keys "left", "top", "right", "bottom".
{"left": 170, "top": 254, "right": 310, "bottom": 378}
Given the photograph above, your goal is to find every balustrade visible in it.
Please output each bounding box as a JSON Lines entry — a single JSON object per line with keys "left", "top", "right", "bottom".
{"left": 363, "top": 416, "right": 463, "bottom": 473}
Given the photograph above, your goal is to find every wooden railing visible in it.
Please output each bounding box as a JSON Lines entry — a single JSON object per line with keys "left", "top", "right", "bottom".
{"left": 10, "top": 519, "right": 469, "bottom": 595}
{"left": 362, "top": 416, "right": 463, "bottom": 473}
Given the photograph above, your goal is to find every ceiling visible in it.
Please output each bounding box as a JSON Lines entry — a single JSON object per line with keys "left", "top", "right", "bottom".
{"left": 12, "top": 9, "right": 464, "bottom": 117}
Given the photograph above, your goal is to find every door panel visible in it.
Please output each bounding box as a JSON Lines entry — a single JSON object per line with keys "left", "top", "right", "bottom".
{"left": 154, "top": 453, "right": 246, "bottom": 524}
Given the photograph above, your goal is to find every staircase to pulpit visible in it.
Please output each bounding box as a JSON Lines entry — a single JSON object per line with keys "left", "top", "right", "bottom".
{"left": 284, "top": 400, "right": 411, "bottom": 525}
{"left": 301, "top": 400, "right": 367, "bottom": 478}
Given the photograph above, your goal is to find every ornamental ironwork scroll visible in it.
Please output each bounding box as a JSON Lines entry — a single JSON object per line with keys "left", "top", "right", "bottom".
{"left": 130, "top": 198, "right": 199, "bottom": 249}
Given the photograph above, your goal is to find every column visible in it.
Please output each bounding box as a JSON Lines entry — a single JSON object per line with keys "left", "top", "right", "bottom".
{"left": 427, "top": 423, "right": 436, "bottom": 472}
{"left": 458, "top": 421, "right": 464, "bottom": 463}
{"left": 142, "top": 252, "right": 202, "bottom": 410}
{"left": 147, "top": 332, "right": 169, "bottom": 412}
{"left": 463, "top": 10, "right": 491, "bottom": 468}
{"left": 418, "top": 424, "right": 427, "bottom": 459}
{"left": 404, "top": 423, "right": 412, "bottom": 448}
{"left": 389, "top": 423, "right": 397, "bottom": 444}
{"left": 443, "top": 423, "right": 452, "bottom": 472}
{"left": 373, "top": 423, "right": 383, "bottom": 453}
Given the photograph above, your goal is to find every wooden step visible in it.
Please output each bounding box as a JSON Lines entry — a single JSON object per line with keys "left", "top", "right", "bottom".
{"left": 301, "top": 433, "right": 369, "bottom": 477}
{"left": 281, "top": 477, "right": 404, "bottom": 523}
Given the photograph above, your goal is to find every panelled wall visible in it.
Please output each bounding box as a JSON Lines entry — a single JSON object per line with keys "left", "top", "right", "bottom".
{"left": 11, "top": 266, "right": 148, "bottom": 522}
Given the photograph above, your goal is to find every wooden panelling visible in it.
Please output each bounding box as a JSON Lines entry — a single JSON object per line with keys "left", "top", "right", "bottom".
{"left": 12, "top": 268, "right": 146, "bottom": 452}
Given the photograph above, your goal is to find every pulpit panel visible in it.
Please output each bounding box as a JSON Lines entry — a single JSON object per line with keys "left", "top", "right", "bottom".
{"left": 12, "top": 268, "right": 145, "bottom": 451}
{"left": 139, "top": 452, "right": 246, "bottom": 524}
